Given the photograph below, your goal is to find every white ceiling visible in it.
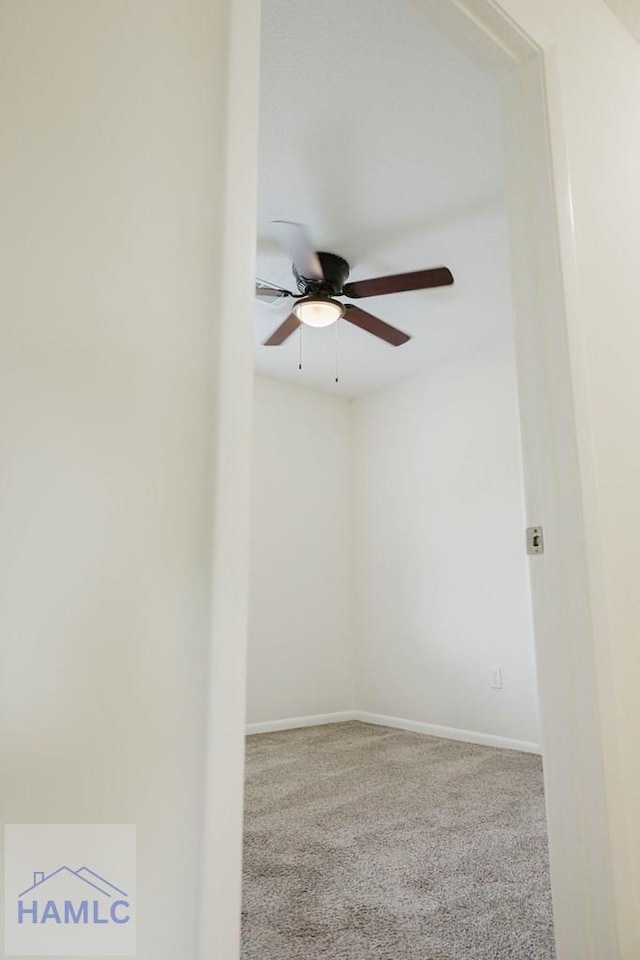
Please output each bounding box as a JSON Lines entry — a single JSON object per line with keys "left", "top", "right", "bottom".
{"left": 254, "top": 0, "right": 511, "bottom": 398}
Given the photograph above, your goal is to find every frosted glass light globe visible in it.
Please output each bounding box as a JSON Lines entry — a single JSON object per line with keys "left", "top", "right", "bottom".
{"left": 293, "top": 298, "right": 343, "bottom": 328}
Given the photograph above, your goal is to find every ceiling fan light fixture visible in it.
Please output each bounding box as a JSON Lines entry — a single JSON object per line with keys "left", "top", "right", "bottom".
{"left": 293, "top": 297, "right": 344, "bottom": 328}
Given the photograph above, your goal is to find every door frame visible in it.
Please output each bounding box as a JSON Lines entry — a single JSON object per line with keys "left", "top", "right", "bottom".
{"left": 199, "top": 1, "right": 622, "bottom": 957}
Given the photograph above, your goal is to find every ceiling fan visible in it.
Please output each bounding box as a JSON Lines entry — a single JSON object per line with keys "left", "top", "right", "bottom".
{"left": 256, "top": 221, "right": 454, "bottom": 347}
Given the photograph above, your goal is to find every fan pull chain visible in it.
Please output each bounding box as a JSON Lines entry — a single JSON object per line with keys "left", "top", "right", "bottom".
{"left": 298, "top": 323, "right": 303, "bottom": 371}
{"left": 334, "top": 320, "right": 340, "bottom": 383}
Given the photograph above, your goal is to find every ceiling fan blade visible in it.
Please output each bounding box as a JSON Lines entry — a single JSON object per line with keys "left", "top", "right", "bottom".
{"left": 255, "top": 279, "right": 294, "bottom": 303}
{"left": 343, "top": 266, "right": 454, "bottom": 299}
{"left": 344, "top": 304, "right": 410, "bottom": 346}
{"left": 272, "top": 221, "right": 324, "bottom": 281}
{"left": 263, "top": 312, "right": 301, "bottom": 346}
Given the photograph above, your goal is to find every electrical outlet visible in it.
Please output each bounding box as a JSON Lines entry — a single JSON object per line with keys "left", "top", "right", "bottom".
{"left": 490, "top": 668, "right": 503, "bottom": 690}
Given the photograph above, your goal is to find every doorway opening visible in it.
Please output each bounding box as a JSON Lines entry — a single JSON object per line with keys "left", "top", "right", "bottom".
{"left": 200, "top": 1, "right": 619, "bottom": 958}
{"left": 244, "top": 0, "right": 548, "bottom": 956}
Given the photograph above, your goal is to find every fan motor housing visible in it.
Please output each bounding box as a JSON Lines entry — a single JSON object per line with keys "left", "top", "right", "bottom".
{"left": 293, "top": 251, "right": 350, "bottom": 297}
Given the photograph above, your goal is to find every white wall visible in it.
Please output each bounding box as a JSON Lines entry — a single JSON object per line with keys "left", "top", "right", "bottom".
{"left": 248, "top": 349, "right": 538, "bottom": 745}
{"left": 247, "top": 376, "right": 354, "bottom": 722}
{"left": 353, "top": 343, "right": 539, "bottom": 744}
{"left": 0, "top": 3, "right": 249, "bottom": 958}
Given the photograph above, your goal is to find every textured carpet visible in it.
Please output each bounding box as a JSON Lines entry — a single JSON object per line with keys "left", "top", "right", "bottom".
{"left": 242, "top": 721, "right": 555, "bottom": 960}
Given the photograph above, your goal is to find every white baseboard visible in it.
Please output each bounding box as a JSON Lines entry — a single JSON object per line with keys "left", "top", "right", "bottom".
{"left": 246, "top": 711, "right": 356, "bottom": 735}
{"left": 352, "top": 711, "right": 541, "bottom": 754}
{"left": 246, "top": 709, "right": 540, "bottom": 753}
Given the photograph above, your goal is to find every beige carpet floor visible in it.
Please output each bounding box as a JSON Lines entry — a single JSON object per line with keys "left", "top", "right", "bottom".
{"left": 242, "top": 721, "right": 555, "bottom": 959}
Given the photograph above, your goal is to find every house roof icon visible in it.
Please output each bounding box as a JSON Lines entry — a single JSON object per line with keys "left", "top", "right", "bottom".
{"left": 19, "top": 866, "right": 127, "bottom": 899}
